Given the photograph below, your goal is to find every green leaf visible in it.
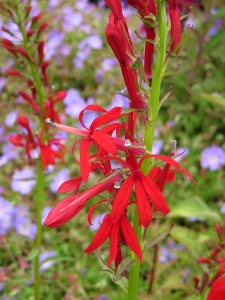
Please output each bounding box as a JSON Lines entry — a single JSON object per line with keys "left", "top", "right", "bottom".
{"left": 196, "top": 93, "right": 225, "bottom": 109}
{"left": 114, "top": 257, "right": 136, "bottom": 282}
{"left": 144, "top": 223, "right": 174, "bottom": 251}
{"left": 169, "top": 225, "right": 201, "bottom": 257}
{"left": 25, "top": 248, "right": 40, "bottom": 261}
{"left": 168, "top": 197, "right": 221, "bottom": 222}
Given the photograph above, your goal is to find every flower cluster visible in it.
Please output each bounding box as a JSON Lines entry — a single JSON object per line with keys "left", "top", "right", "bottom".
{"left": 43, "top": 0, "right": 197, "bottom": 271}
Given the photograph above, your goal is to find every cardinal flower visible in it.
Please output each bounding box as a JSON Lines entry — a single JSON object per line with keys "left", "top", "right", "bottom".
{"left": 85, "top": 213, "right": 142, "bottom": 265}
{"left": 45, "top": 104, "right": 122, "bottom": 181}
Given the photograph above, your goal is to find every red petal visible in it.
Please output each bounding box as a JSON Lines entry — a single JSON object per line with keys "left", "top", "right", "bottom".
{"left": 44, "top": 195, "right": 86, "bottom": 228}
{"left": 90, "top": 107, "right": 122, "bottom": 130}
{"left": 84, "top": 215, "right": 111, "bottom": 253}
{"left": 148, "top": 166, "right": 162, "bottom": 181}
{"left": 107, "top": 221, "right": 119, "bottom": 266}
{"left": 206, "top": 276, "right": 225, "bottom": 300}
{"left": 101, "top": 123, "right": 122, "bottom": 135}
{"left": 79, "top": 105, "right": 106, "bottom": 130}
{"left": 120, "top": 215, "right": 142, "bottom": 262}
{"left": 177, "top": 168, "right": 198, "bottom": 186}
{"left": 80, "top": 138, "right": 91, "bottom": 182}
{"left": 139, "top": 172, "right": 170, "bottom": 214}
{"left": 57, "top": 176, "right": 83, "bottom": 194}
{"left": 110, "top": 174, "right": 134, "bottom": 224}
{"left": 87, "top": 200, "right": 108, "bottom": 225}
{"left": 135, "top": 179, "right": 152, "bottom": 227}
{"left": 91, "top": 130, "right": 117, "bottom": 156}
{"left": 139, "top": 154, "right": 180, "bottom": 170}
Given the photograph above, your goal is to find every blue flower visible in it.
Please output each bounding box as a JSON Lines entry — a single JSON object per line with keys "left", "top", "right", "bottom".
{"left": 201, "top": 145, "right": 225, "bottom": 171}
{"left": 11, "top": 168, "right": 36, "bottom": 195}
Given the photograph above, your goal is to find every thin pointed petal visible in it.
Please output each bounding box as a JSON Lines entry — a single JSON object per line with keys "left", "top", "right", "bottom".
{"left": 91, "top": 130, "right": 117, "bottom": 156}
{"left": 87, "top": 200, "right": 107, "bottom": 225}
{"left": 139, "top": 154, "right": 180, "bottom": 169}
{"left": 139, "top": 173, "right": 170, "bottom": 214}
{"left": 177, "top": 168, "right": 198, "bottom": 186}
{"left": 120, "top": 215, "right": 142, "bottom": 262}
{"left": 107, "top": 221, "right": 119, "bottom": 266}
{"left": 110, "top": 175, "right": 134, "bottom": 224}
{"left": 84, "top": 215, "right": 111, "bottom": 253}
{"left": 57, "top": 176, "right": 83, "bottom": 194}
{"left": 135, "top": 179, "right": 152, "bottom": 227}
{"left": 90, "top": 107, "right": 122, "bottom": 130}
{"left": 79, "top": 105, "right": 106, "bottom": 130}
{"left": 80, "top": 138, "right": 91, "bottom": 182}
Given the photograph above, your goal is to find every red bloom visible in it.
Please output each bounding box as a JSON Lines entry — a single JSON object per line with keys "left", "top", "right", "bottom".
{"left": 45, "top": 105, "right": 122, "bottom": 181}
{"left": 207, "top": 276, "right": 225, "bottom": 300}
{"left": 44, "top": 90, "right": 67, "bottom": 123}
{"left": 85, "top": 214, "right": 142, "bottom": 265}
{"left": 168, "top": 0, "right": 181, "bottom": 55}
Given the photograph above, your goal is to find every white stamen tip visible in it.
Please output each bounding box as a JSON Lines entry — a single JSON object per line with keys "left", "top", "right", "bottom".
{"left": 171, "top": 140, "right": 177, "bottom": 152}
{"left": 124, "top": 139, "right": 131, "bottom": 148}
{"left": 114, "top": 181, "right": 121, "bottom": 189}
{"left": 45, "top": 118, "right": 57, "bottom": 128}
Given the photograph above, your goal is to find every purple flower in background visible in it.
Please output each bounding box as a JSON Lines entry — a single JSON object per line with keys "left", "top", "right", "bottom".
{"left": 152, "top": 140, "right": 164, "bottom": 154}
{"left": 42, "top": 207, "right": 52, "bottom": 224}
{"left": 14, "top": 217, "right": 37, "bottom": 239}
{"left": 159, "top": 246, "right": 177, "bottom": 264}
{"left": 174, "top": 147, "right": 189, "bottom": 162}
{"left": 62, "top": 7, "right": 83, "bottom": 32}
{"left": 0, "top": 78, "right": 6, "bottom": 93}
{"left": 0, "top": 186, "right": 4, "bottom": 194}
{"left": 45, "top": 30, "right": 65, "bottom": 60}
{"left": 50, "top": 168, "right": 70, "bottom": 193}
{"left": 63, "top": 88, "right": 86, "bottom": 118}
{"left": 0, "top": 58, "right": 14, "bottom": 73}
{"left": 4, "top": 111, "right": 18, "bottom": 127}
{"left": 96, "top": 297, "right": 108, "bottom": 300}
{"left": 39, "top": 251, "right": 56, "bottom": 272}
{"left": 0, "top": 196, "right": 15, "bottom": 235}
{"left": 201, "top": 145, "right": 225, "bottom": 171}
{"left": 11, "top": 168, "right": 36, "bottom": 195}
{"left": 90, "top": 213, "right": 106, "bottom": 231}
{"left": 2, "top": 142, "right": 18, "bottom": 160}
{"left": 220, "top": 203, "right": 225, "bottom": 214}
{"left": 59, "top": 44, "right": 71, "bottom": 56}
{"left": 48, "top": 0, "right": 61, "bottom": 9}
{"left": 106, "top": 94, "right": 129, "bottom": 110}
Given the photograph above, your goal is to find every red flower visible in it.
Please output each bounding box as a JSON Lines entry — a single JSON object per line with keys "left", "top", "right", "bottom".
{"left": 207, "top": 276, "right": 225, "bottom": 300}
{"left": 44, "top": 172, "right": 122, "bottom": 228}
{"left": 44, "top": 90, "right": 67, "bottom": 123}
{"left": 45, "top": 105, "right": 122, "bottom": 181}
{"left": 85, "top": 214, "right": 142, "bottom": 265}
{"left": 168, "top": 0, "right": 181, "bottom": 55}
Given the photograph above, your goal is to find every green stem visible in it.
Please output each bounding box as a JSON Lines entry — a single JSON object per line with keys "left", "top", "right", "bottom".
{"left": 127, "top": 208, "right": 142, "bottom": 300}
{"left": 127, "top": 1, "right": 167, "bottom": 299}
{"left": 34, "top": 158, "right": 44, "bottom": 300}
{"left": 143, "top": 0, "right": 167, "bottom": 175}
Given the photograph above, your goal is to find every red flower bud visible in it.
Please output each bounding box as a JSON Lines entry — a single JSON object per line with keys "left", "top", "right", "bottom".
{"left": 6, "top": 70, "right": 23, "bottom": 77}
{"left": 17, "top": 115, "right": 29, "bottom": 128}
{"left": 193, "top": 276, "right": 199, "bottom": 287}
{"left": 168, "top": 0, "right": 181, "bottom": 55}
{"left": 38, "top": 41, "right": 45, "bottom": 62}
{"left": 37, "top": 22, "right": 48, "bottom": 36}
{"left": 215, "top": 223, "right": 221, "bottom": 237}
{"left": 197, "top": 257, "right": 211, "bottom": 264}
{"left": 17, "top": 47, "right": 30, "bottom": 60}
{"left": 32, "top": 12, "right": 42, "bottom": 23}
{"left": 27, "top": 29, "right": 35, "bottom": 38}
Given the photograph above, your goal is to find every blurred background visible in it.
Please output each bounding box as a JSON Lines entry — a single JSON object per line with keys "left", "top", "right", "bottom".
{"left": 0, "top": 0, "right": 225, "bottom": 299}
